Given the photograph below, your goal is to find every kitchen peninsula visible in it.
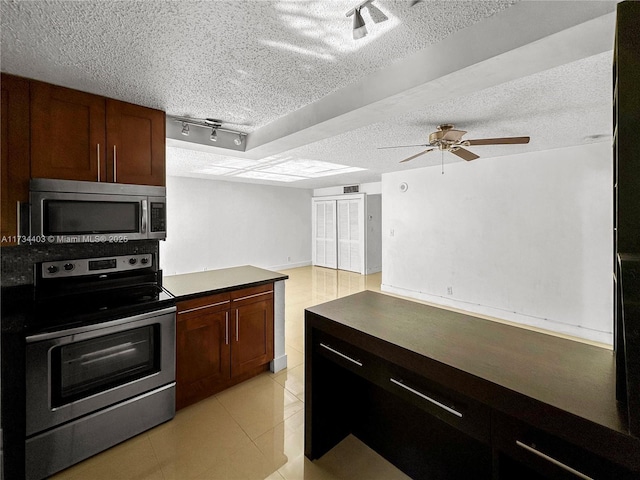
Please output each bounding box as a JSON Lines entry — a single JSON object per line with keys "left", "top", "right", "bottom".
{"left": 163, "top": 266, "right": 288, "bottom": 409}
{"left": 305, "top": 291, "right": 640, "bottom": 479}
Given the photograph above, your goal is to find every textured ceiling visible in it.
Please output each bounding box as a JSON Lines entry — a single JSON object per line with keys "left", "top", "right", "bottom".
{"left": 1, "top": 0, "right": 617, "bottom": 189}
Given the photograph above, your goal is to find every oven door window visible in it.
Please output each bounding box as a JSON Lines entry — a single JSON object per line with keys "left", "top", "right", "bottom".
{"left": 44, "top": 200, "right": 140, "bottom": 235}
{"left": 51, "top": 325, "right": 159, "bottom": 407}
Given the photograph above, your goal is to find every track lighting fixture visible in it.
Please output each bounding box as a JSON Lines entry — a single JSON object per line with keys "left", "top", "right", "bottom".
{"left": 171, "top": 116, "right": 247, "bottom": 147}
{"left": 352, "top": 8, "right": 367, "bottom": 40}
{"left": 346, "top": 0, "right": 388, "bottom": 40}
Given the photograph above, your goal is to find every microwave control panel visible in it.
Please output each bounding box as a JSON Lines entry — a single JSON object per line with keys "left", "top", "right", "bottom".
{"left": 150, "top": 202, "right": 166, "bottom": 233}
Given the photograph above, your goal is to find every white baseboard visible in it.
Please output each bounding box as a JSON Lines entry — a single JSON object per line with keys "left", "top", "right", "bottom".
{"left": 381, "top": 284, "right": 612, "bottom": 346}
{"left": 268, "top": 261, "right": 312, "bottom": 271}
{"left": 270, "top": 354, "right": 288, "bottom": 373}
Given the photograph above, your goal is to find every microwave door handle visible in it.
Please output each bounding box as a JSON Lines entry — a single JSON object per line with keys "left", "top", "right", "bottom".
{"left": 141, "top": 200, "right": 148, "bottom": 234}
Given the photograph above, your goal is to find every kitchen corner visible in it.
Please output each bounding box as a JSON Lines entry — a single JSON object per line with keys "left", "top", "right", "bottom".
{"left": 163, "top": 265, "right": 289, "bottom": 410}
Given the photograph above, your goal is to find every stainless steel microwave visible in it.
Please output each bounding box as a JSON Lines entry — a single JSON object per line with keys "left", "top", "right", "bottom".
{"left": 30, "top": 179, "right": 166, "bottom": 242}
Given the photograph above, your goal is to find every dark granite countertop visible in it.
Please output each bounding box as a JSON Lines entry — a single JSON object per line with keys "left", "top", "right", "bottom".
{"left": 1, "top": 285, "right": 34, "bottom": 333}
{"left": 163, "top": 265, "right": 288, "bottom": 301}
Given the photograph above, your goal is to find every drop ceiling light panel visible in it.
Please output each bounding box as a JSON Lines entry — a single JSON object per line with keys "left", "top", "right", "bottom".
{"left": 167, "top": 146, "right": 366, "bottom": 183}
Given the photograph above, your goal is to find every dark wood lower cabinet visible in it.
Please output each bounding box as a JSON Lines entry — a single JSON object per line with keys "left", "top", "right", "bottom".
{"left": 305, "top": 292, "right": 640, "bottom": 480}
{"left": 176, "top": 284, "right": 274, "bottom": 410}
{"left": 231, "top": 298, "right": 274, "bottom": 377}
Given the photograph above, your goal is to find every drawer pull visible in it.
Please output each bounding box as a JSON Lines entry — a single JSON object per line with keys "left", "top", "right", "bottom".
{"left": 234, "top": 290, "right": 273, "bottom": 302}
{"left": 390, "top": 378, "right": 463, "bottom": 418}
{"left": 516, "top": 441, "right": 594, "bottom": 480}
{"left": 319, "top": 343, "right": 363, "bottom": 367}
{"left": 178, "top": 300, "right": 230, "bottom": 315}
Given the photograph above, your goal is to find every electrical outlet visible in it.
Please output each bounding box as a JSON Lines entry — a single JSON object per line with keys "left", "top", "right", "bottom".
{"left": 390, "top": 229, "right": 395, "bottom": 237}
{"left": 287, "top": 256, "right": 291, "bottom": 262}
{"left": 447, "top": 286, "right": 453, "bottom": 295}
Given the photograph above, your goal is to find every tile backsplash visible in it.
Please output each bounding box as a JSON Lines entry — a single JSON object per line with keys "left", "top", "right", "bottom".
{"left": 0, "top": 240, "right": 159, "bottom": 287}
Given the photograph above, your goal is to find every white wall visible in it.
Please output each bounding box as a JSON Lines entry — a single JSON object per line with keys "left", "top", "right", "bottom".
{"left": 160, "top": 176, "right": 312, "bottom": 275}
{"left": 382, "top": 142, "right": 613, "bottom": 344}
{"left": 366, "top": 194, "right": 382, "bottom": 274}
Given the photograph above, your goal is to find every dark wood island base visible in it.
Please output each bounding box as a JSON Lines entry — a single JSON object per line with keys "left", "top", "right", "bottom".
{"left": 304, "top": 291, "right": 640, "bottom": 480}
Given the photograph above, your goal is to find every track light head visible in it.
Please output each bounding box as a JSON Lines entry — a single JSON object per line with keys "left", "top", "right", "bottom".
{"left": 352, "top": 7, "right": 367, "bottom": 39}
{"left": 365, "top": 2, "right": 388, "bottom": 24}
{"left": 234, "top": 134, "right": 243, "bottom": 146}
{"left": 181, "top": 122, "right": 189, "bottom": 136}
{"left": 210, "top": 128, "right": 218, "bottom": 142}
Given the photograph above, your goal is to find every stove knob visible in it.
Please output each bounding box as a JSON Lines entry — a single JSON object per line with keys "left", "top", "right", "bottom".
{"left": 64, "top": 263, "right": 74, "bottom": 271}
{"left": 47, "top": 265, "right": 59, "bottom": 274}
{"left": 129, "top": 258, "right": 137, "bottom": 265}
{"left": 140, "top": 257, "right": 149, "bottom": 265}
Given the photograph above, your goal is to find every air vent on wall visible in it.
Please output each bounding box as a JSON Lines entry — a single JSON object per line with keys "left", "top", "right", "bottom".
{"left": 344, "top": 185, "right": 360, "bottom": 194}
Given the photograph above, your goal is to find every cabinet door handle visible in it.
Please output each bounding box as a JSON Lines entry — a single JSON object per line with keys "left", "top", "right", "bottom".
{"left": 235, "top": 310, "right": 239, "bottom": 342}
{"left": 113, "top": 145, "right": 117, "bottom": 183}
{"left": 390, "top": 378, "right": 463, "bottom": 418}
{"left": 515, "top": 441, "right": 594, "bottom": 480}
{"left": 16, "top": 201, "right": 21, "bottom": 238}
{"left": 97, "top": 144, "right": 101, "bottom": 182}
{"left": 319, "top": 343, "right": 363, "bottom": 367}
{"left": 225, "top": 311, "right": 229, "bottom": 345}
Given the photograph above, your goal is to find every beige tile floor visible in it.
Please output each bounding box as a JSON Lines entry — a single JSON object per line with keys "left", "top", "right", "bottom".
{"left": 51, "top": 266, "right": 410, "bottom": 480}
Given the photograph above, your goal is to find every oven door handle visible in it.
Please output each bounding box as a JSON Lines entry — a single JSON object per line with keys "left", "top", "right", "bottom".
{"left": 26, "top": 306, "right": 177, "bottom": 343}
{"left": 141, "top": 199, "right": 148, "bottom": 235}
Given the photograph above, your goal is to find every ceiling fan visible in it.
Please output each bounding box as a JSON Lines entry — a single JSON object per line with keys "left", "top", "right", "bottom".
{"left": 379, "top": 124, "right": 530, "bottom": 163}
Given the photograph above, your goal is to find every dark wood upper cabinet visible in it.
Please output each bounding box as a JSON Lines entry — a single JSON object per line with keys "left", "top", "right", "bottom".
{"left": 30, "top": 81, "right": 106, "bottom": 182}
{"left": 28, "top": 80, "right": 165, "bottom": 186}
{"left": 1, "top": 73, "right": 31, "bottom": 244}
{"left": 106, "top": 100, "right": 165, "bottom": 186}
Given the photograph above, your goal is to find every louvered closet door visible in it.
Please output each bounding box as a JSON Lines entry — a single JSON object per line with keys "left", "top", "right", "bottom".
{"left": 337, "top": 199, "right": 363, "bottom": 273}
{"left": 313, "top": 200, "right": 337, "bottom": 269}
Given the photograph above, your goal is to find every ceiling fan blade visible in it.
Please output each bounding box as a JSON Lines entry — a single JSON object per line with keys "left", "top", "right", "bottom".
{"left": 451, "top": 148, "right": 479, "bottom": 162}
{"left": 441, "top": 129, "right": 466, "bottom": 142}
{"left": 400, "top": 148, "right": 436, "bottom": 163}
{"left": 378, "top": 144, "right": 431, "bottom": 150}
{"left": 466, "top": 136, "right": 530, "bottom": 146}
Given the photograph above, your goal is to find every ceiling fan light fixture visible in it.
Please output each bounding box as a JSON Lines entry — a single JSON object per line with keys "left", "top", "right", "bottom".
{"left": 365, "top": 2, "right": 388, "bottom": 24}
{"left": 352, "top": 7, "right": 368, "bottom": 39}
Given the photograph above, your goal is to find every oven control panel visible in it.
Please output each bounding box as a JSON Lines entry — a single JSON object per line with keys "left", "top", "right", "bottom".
{"left": 41, "top": 254, "right": 153, "bottom": 278}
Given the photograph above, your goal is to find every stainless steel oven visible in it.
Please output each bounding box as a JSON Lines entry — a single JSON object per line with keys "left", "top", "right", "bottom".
{"left": 24, "top": 254, "right": 175, "bottom": 480}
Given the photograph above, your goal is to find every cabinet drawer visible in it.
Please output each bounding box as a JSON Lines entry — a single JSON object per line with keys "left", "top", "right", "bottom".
{"left": 231, "top": 283, "right": 274, "bottom": 307}
{"left": 494, "top": 412, "right": 622, "bottom": 480}
{"left": 177, "top": 293, "right": 230, "bottom": 317}
{"left": 382, "top": 361, "right": 491, "bottom": 444}
{"left": 313, "top": 331, "right": 383, "bottom": 386}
